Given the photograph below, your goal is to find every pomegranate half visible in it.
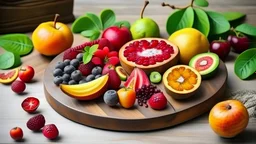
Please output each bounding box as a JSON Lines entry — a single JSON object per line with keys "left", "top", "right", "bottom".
{"left": 119, "top": 38, "right": 179, "bottom": 75}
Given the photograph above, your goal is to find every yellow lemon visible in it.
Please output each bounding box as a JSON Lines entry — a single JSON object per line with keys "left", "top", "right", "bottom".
{"left": 168, "top": 28, "right": 209, "bottom": 65}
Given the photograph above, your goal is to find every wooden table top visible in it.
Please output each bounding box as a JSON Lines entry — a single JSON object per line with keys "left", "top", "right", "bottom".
{"left": 0, "top": 0, "right": 256, "bottom": 143}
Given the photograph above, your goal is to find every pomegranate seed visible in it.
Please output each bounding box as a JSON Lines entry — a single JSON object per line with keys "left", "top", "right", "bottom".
{"left": 150, "top": 40, "right": 159, "bottom": 48}
{"left": 160, "top": 40, "right": 167, "bottom": 45}
{"left": 140, "top": 40, "right": 150, "bottom": 48}
{"left": 163, "top": 53, "right": 170, "bottom": 60}
{"left": 149, "top": 60, "right": 156, "bottom": 65}
{"left": 133, "top": 41, "right": 139, "bottom": 47}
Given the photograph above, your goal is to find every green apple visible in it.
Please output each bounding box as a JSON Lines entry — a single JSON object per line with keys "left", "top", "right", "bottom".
{"left": 130, "top": 1, "right": 160, "bottom": 39}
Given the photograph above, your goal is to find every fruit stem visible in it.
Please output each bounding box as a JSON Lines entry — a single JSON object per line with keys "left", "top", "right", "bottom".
{"left": 226, "top": 104, "right": 232, "bottom": 110}
{"left": 53, "top": 14, "right": 60, "bottom": 29}
{"left": 140, "top": 0, "right": 149, "bottom": 19}
{"left": 162, "top": 0, "right": 195, "bottom": 9}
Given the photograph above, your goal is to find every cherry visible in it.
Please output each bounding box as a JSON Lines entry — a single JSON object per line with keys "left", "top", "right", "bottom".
{"left": 228, "top": 33, "right": 250, "bottom": 53}
{"left": 210, "top": 39, "right": 231, "bottom": 61}
{"left": 21, "top": 97, "right": 40, "bottom": 113}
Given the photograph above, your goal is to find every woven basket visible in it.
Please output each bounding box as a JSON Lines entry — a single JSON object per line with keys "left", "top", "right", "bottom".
{"left": 0, "top": 0, "right": 75, "bottom": 34}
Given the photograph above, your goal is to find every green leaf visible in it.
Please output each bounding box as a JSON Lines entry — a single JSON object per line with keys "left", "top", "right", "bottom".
{"left": 206, "top": 11, "right": 230, "bottom": 35}
{"left": 0, "top": 51, "right": 15, "bottom": 70}
{"left": 84, "top": 46, "right": 90, "bottom": 52}
{"left": 234, "top": 48, "right": 256, "bottom": 80}
{"left": 71, "top": 16, "right": 98, "bottom": 33}
{"left": 0, "top": 34, "right": 33, "bottom": 56}
{"left": 81, "top": 30, "right": 97, "bottom": 37}
{"left": 85, "top": 12, "right": 103, "bottom": 30}
{"left": 166, "top": 7, "right": 194, "bottom": 35}
{"left": 113, "top": 21, "right": 131, "bottom": 29}
{"left": 89, "top": 44, "right": 99, "bottom": 54}
{"left": 194, "top": 0, "right": 209, "bottom": 7}
{"left": 100, "top": 9, "right": 116, "bottom": 29}
{"left": 222, "top": 12, "right": 246, "bottom": 22}
{"left": 90, "top": 32, "right": 101, "bottom": 41}
{"left": 193, "top": 8, "right": 210, "bottom": 36}
{"left": 83, "top": 51, "right": 93, "bottom": 64}
{"left": 235, "top": 23, "right": 256, "bottom": 37}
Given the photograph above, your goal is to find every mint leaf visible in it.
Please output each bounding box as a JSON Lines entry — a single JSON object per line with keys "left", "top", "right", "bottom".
{"left": 0, "top": 34, "right": 33, "bottom": 56}
{"left": 194, "top": 0, "right": 209, "bottom": 7}
{"left": 222, "top": 12, "right": 246, "bottom": 22}
{"left": 83, "top": 51, "right": 93, "bottom": 64}
{"left": 113, "top": 21, "right": 131, "bottom": 29}
{"left": 235, "top": 23, "right": 256, "bottom": 37}
{"left": 100, "top": 9, "right": 116, "bottom": 29}
{"left": 206, "top": 11, "right": 230, "bottom": 35}
{"left": 0, "top": 51, "right": 15, "bottom": 70}
{"left": 234, "top": 48, "right": 256, "bottom": 80}
{"left": 193, "top": 8, "right": 210, "bottom": 36}
{"left": 89, "top": 44, "right": 99, "bottom": 54}
{"left": 84, "top": 46, "right": 90, "bottom": 52}
{"left": 71, "top": 16, "right": 98, "bottom": 33}
{"left": 85, "top": 12, "right": 103, "bottom": 30}
{"left": 166, "top": 7, "right": 194, "bottom": 35}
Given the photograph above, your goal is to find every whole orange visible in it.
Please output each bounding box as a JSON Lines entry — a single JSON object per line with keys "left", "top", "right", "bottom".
{"left": 32, "top": 14, "right": 73, "bottom": 56}
{"left": 209, "top": 100, "right": 249, "bottom": 138}
{"left": 117, "top": 87, "right": 136, "bottom": 109}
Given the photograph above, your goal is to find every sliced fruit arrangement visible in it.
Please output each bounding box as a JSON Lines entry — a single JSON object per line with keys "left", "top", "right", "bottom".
{"left": 163, "top": 65, "right": 202, "bottom": 100}
{"left": 119, "top": 38, "right": 179, "bottom": 75}
{"left": 60, "top": 74, "right": 109, "bottom": 100}
{"left": 21, "top": 97, "right": 40, "bottom": 113}
{"left": 0, "top": 68, "right": 19, "bottom": 84}
{"left": 189, "top": 52, "right": 220, "bottom": 79}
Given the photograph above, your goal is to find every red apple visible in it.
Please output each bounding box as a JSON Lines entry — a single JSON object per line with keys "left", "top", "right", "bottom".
{"left": 228, "top": 35, "right": 249, "bottom": 53}
{"left": 102, "top": 64, "right": 115, "bottom": 75}
{"left": 210, "top": 40, "right": 231, "bottom": 61}
{"left": 10, "top": 127, "right": 23, "bottom": 141}
{"left": 102, "top": 26, "right": 132, "bottom": 51}
{"left": 19, "top": 66, "right": 35, "bottom": 82}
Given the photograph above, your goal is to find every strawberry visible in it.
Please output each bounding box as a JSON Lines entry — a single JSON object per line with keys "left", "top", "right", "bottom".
{"left": 78, "top": 62, "right": 94, "bottom": 76}
{"left": 148, "top": 92, "right": 167, "bottom": 110}
{"left": 105, "top": 56, "right": 119, "bottom": 66}
{"left": 91, "top": 56, "right": 103, "bottom": 67}
{"left": 26, "top": 114, "right": 45, "bottom": 131}
{"left": 42, "top": 124, "right": 59, "bottom": 140}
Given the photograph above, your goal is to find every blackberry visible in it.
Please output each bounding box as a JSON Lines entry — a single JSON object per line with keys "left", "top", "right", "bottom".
{"left": 64, "top": 65, "right": 76, "bottom": 74}
{"left": 53, "top": 68, "right": 63, "bottom": 77}
{"left": 91, "top": 66, "right": 102, "bottom": 75}
{"left": 53, "top": 76, "right": 63, "bottom": 86}
{"left": 71, "top": 70, "right": 82, "bottom": 82}
{"left": 136, "top": 84, "right": 161, "bottom": 107}
{"left": 70, "top": 59, "right": 80, "bottom": 68}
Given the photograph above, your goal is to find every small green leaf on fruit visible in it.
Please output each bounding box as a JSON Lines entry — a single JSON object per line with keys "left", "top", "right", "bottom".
{"left": 234, "top": 48, "right": 256, "bottom": 80}
{"left": 89, "top": 44, "right": 99, "bottom": 54}
{"left": 71, "top": 16, "right": 98, "bottom": 33}
{"left": 0, "top": 34, "right": 33, "bottom": 56}
{"left": 206, "top": 11, "right": 230, "bottom": 35}
{"left": 100, "top": 9, "right": 116, "bottom": 29}
{"left": 0, "top": 51, "right": 15, "bottom": 70}
{"left": 222, "top": 12, "right": 246, "bottom": 22}
{"left": 194, "top": 0, "right": 209, "bottom": 7}
{"left": 166, "top": 7, "right": 194, "bottom": 35}
{"left": 83, "top": 51, "right": 92, "bottom": 64}
{"left": 84, "top": 46, "right": 90, "bottom": 52}
{"left": 193, "top": 8, "right": 210, "bottom": 36}
{"left": 113, "top": 21, "right": 131, "bottom": 29}
{"left": 235, "top": 23, "right": 256, "bottom": 37}
{"left": 85, "top": 12, "right": 103, "bottom": 30}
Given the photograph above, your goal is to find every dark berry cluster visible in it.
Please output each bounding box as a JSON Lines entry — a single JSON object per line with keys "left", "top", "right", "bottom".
{"left": 136, "top": 84, "right": 161, "bottom": 107}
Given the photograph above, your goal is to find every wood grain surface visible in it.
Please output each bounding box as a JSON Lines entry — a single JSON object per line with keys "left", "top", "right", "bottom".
{"left": 0, "top": 0, "right": 256, "bottom": 143}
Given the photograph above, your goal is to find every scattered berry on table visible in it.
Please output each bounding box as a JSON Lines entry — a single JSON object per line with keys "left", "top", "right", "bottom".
{"left": 104, "top": 90, "right": 119, "bottom": 106}
{"left": 71, "top": 70, "right": 83, "bottom": 81}
{"left": 91, "top": 66, "right": 102, "bottom": 75}
{"left": 53, "top": 68, "right": 63, "bottom": 77}
{"left": 70, "top": 59, "right": 80, "bottom": 68}
{"left": 53, "top": 76, "right": 63, "bottom": 86}
{"left": 26, "top": 114, "right": 45, "bottom": 131}
{"left": 86, "top": 74, "right": 95, "bottom": 82}
{"left": 64, "top": 65, "right": 76, "bottom": 74}
{"left": 11, "top": 80, "right": 26, "bottom": 94}
{"left": 42, "top": 124, "right": 59, "bottom": 140}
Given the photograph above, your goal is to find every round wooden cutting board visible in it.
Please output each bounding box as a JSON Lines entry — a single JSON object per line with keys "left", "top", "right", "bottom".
{"left": 43, "top": 52, "right": 227, "bottom": 131}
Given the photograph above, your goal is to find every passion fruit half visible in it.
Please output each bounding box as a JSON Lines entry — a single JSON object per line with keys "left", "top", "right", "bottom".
{"left": 163, "top": 65, "right": 202, "bottom": 100}
{"left": 119, "top": 38, "right": 179, "bottom": 75}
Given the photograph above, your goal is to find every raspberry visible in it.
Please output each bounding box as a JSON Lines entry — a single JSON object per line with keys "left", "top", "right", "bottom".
{"left": 91, "top": 56, "right": 103, "bottom": 67}
{"left": 42, "top": 124, "right": 59, "bottom": 140}
{"left": 78, "top": 62, "right": 94, "bottom": 76}
{"left": 105, "top": 56, "right": 119, "bottom": 66}
{"left": 26, "top": 114, "right": 45, "bottom": 131}
{"left": 11, "top": 80, "right": 26, "bottom": 94}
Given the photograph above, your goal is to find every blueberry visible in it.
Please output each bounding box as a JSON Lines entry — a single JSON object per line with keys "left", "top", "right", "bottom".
{"left": 71, "top": 70, "right": 82, "bottom": 81}
{"left": 76, "top": 53, "right": 84, "bottom": 61}
{"left": 68, "top": 80, "right": 77, "bottom": 85}
{"left": 85, "top": 74, "right": 95, "bottom": 82}
{"left": 95, "top": 74, "right": 102, "bottom": 79}
{"left": 70, "top": 59, "right": 80, "bottom": 68}
{"left": 103, "top": 90, "right": 119, "bottom": 106}
{"left": 79, "top": 79, "right": 87, "bottom": 84}
{"left": 64, "top": 65, "right": 76, "bottom": 74}
{"left": 62, "top": 73, "right": 70, "bottom": 82}
{"left": 53, "top": 76, "right": 63, "bottom": 86}
{"left": 91, "top": 66, "right": 102, "bottom": 75}
{"left": 63, "top": 59, "right": 71, "bottom": 66}
{"left": 62, "top": 81, "right": 68, "bottom": 84}
{"left": 53, "top": 68, "right": 63, "bottom": 77}
{"left": 55, "top": 61, "right": 65, "bottom": 70}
